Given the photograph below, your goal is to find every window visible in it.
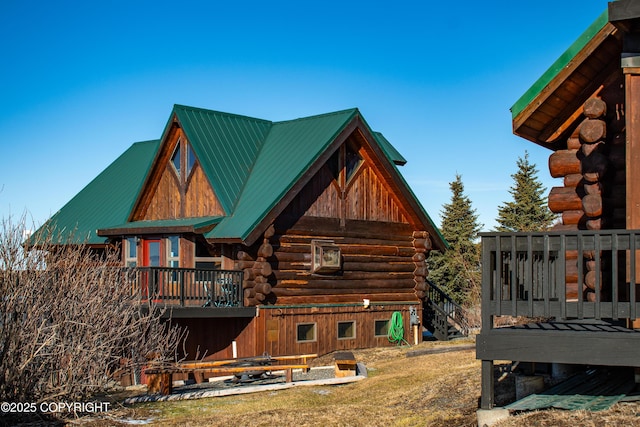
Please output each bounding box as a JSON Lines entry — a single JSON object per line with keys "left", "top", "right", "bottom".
{"left": 337, "top": 321, "right": 356, "bottom": 340}
{"left": 194, "top": 241, "right": 222, "bottom": 270}
{"left": 124, "top": 237, "right": 137, "bottom": 267}
{"left": 167, "top": 236, "right": 179, "bottom": 269}
{"left": 296, "top": 323, "right": 317, "bottom": 342}
{"left": 345, "top": 144, "right": 363, "bottom": 182}
{"left": 311, "top": 240, "right": 341, "bottom": 273}
{"left": 171, "top": 141, "right": 181, "bottom": 176}
{"left": 171, "top": 138, "right": 197, "bottom": 182}
{"left": 186, "top": 144, "right": 196, "bottom": 177}
{"left": 374, "top": 319, "right": 390, "bottom": 337}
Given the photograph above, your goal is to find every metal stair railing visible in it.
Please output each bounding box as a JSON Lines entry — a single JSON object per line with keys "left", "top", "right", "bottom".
{"left": 424, "top": 279, "right": 471, "bottom": 340}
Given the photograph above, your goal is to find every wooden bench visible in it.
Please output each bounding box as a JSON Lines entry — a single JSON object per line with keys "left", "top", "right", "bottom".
{"left": 145, "top": 354, "right": 317, "bottom": 395}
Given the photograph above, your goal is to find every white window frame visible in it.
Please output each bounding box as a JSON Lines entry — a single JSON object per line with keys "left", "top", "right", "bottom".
{"left": 124, "top": 237, "right": 137, "bottom": 267}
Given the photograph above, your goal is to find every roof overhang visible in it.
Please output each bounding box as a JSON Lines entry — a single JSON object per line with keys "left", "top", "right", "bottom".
{"left": 97, "top": 216, "right": 223, "bottom": 237}
{"left": 239, "top": 114, "right": 448, "bottom": 251}
{"left": 511, "top": 10, "right": 622, "bottom": 150}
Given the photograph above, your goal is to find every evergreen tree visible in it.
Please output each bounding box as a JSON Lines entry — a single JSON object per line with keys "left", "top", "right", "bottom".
{"left": 495, "top": 151, "right": 556, "bottom": 232}
{"left": 428, "top": 174, "right": 483, "bottom": 305}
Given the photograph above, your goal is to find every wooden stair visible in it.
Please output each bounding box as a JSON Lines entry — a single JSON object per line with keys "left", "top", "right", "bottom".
{"left": 423, "top": 280, "right": 470, "bottom": 341}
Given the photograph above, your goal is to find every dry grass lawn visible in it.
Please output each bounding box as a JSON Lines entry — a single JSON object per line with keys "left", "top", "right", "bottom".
{"left": 69, "top": 338, "right": 640, "bottom": 427}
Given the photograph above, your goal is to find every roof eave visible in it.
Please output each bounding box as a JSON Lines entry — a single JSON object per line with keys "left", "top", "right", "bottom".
{"left": 511, "top": 10, "right": 619, "bottom": 149}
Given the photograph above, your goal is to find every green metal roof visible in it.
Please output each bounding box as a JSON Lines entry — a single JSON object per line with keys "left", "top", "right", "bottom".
{"left": 511, "top": 9, "right": 609, "bottom": 119}
{"left": 172, "top": 105, "right": 272, "bottom": 214}
{"left": 98, "top": 216, "right": 223, "bottom": 235}
{"left": 34, "top": 105, "right": 444, "bottom": 250}
{"left": 32, "top": 140, "right": 159, "bottom": 245}
{"left": 206, "top": 109, "right": 358, "bottom": 240}
{"left": 373, "top": 132, "right": 407, "bottom": 166}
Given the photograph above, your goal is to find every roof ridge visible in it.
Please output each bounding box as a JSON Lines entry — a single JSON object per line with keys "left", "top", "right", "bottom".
{"left": 173, "top": 104, "right": 273, "bottom": 125}
{"left": 131, "top": 139, "right": 160, "bottom": 146}
{"left": 273, "top": 108, "right": 359, "bottom": 125}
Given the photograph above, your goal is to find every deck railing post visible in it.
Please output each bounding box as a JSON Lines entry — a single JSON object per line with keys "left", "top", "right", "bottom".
{"left": 481, "top": 235, "right": 493, "bottom": 332}
{"left": 559, "top": 234, "right": 567, "bottom": 320}
{"left": 180, "top": 269, "right": 185, "bottom": 307}
{"left": 632, "top": 232, "right": 637, "bottom": 320}
{"left": 510, "top": 235, "right": 517, "bottom": 316}
{"left": 595, "top": 234, "right": 602, "bottom": 319}
{"left": 495, "top": 236, "right": 502, "bottom": 317}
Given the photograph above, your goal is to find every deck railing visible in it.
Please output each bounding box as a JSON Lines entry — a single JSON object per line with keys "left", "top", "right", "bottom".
{"left": 481, "top": 230, "right": 640, "bottom": 325}
{"left": 124, "top": 267, "right": 244, "bottom": 308}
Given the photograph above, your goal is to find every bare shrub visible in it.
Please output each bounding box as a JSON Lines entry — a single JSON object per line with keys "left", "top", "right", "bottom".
{"left": 0, "top": 214, "right": 185, "bottom": 403}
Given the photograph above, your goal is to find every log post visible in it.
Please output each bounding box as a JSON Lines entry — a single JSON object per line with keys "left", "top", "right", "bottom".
{"left": 550, "top": 97, "right": 611, "bottom": 302}
{"left": 412, "top": 231, "right": 431, "bottom": 300}
{"left": 251, "top": 224, "right": 275, "bottom": 304}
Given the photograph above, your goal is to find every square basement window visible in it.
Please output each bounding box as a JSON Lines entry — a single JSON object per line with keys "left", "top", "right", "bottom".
{"left": 374, "top": 319, "right": 390, "bottom": 337}
{"left": 296, "top": 323, "right": 317, "bottom": 343}
{"left": 337, "top": 321, "right": 356, "bottom": 340}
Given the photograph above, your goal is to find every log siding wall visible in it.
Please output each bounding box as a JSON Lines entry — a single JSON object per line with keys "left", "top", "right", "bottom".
{"left": 546, "top": 74, "right": 626, "bottom": 301}
{"left": 237, "top": 216, "right": 422, "bottom": 306}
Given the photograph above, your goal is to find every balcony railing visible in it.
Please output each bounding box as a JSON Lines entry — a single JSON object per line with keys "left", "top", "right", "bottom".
{"left": 124, "top": 267, "right": 244, "bottom": 308}
{"left": 481, "top": 230, "right": 640, "bottom": 324}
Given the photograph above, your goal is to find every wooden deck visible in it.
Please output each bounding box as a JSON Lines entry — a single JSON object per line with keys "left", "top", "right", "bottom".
{"left": 126, "top": 267, "right": 255, "bottom": 318}
{"left": 477, "top": 230, "right": 640, "bottom": 409}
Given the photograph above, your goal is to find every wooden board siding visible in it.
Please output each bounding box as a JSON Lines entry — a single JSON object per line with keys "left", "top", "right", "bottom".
{"left": 141, "top": 162, "right": 224, "bottom": 221}
{"left": 345, "top": 166, "right": 408, "bottom": 223}
{"left": 255, "top": 304, "right": 417, "bottom": 357}
{"left": 142, "top": 165, "right": 181, "bottom": 220}
{"left": 133, "top": 121, "right": 225, "bottom": 221}
{"left": 184, "top": 164, "right": 225, "bottom": 218}
{"left": 171, "top": 317, "right": 256, "bottom": 360}
{"left": 286, "top": 137, "right": 410, "bottom": 224}
{"left": 288, "top": 165, "right": 341, "bottom": 218}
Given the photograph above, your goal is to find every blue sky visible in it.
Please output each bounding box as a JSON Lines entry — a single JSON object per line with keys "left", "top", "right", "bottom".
{"left": 0, "top": 1, "right": 610, "bottom": 232}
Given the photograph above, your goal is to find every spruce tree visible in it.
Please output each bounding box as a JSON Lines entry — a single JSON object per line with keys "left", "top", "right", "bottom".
{"left": 495, "top": 151, "right": 556, "bottom": 232}
{"left": 428, "top": 174, "right": 483, "bottom": 305}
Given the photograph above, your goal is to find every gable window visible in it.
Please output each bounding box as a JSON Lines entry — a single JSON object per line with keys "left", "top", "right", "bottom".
{"left": 171, "top": 138, "right": 197, "bottom": 182}
{"left": 186, "top": 144, "right": 196, "bottom": 177}
{"left": 345, "top": 143, "right": 363, "bottom": 182}
{"left": 171, "top": 141, "right": 181, "bottom": 176}
{"left": 296, "top": 323, "right": 317, "bottom": 343}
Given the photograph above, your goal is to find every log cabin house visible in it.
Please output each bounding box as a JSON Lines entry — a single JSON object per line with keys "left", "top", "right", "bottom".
{"left": 35, "top": 105, "right": 450, "bottom": 367}
{"left": 477, "top": 0, "right": 640, "bottom": 409}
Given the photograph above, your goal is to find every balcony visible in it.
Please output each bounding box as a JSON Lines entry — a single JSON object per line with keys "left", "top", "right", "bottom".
{"left": 479, "top": 230, "right": 640, "bottom": 321}
{"left": 476, "top": 230, "right": 640, "bottom": 409}
{"left": 125, "top": 267, "right": 255, "bottom": 318}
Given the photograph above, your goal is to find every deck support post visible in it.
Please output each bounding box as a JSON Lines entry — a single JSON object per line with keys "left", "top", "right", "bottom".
{"left": 480, "top": 360, "right": 494, "bottom": 410}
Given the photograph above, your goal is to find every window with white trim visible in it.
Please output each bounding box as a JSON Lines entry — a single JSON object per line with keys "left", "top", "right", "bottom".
{"left": 124, "top": 237, "right": 137, "bottom": 267}
{"left": 167, "top": 236, "right": 180, "bottom": 269}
